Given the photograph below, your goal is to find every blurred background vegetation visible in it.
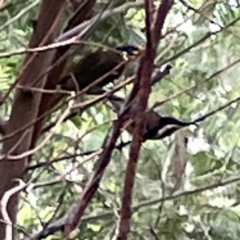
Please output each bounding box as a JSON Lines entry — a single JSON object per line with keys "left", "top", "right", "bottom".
{"left": 1, "top": 0, "right": 240, "bottom": 239}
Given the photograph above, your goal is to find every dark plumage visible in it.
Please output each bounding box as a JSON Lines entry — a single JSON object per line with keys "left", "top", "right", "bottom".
{"left": 143, "top": 116, "right": 196, "bottom": 140}
{"left": 108, "top": 95, "right": 196, "bottom": 141}
{"left": 60, "top": 45, "right": 140, "bottom": 93}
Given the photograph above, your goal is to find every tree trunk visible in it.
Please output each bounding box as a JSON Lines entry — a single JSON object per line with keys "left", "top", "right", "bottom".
{"left": 0, "top": 1, "right": 66, "bottom": 239}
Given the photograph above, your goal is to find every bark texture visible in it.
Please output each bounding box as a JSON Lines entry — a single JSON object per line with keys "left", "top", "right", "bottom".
{"left": 0, "top": 1, "right": 66, "bottom": 238}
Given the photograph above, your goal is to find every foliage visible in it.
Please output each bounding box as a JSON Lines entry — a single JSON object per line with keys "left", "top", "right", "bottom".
{"left": 1, "top": 0, "right": 240, "bottom": 239}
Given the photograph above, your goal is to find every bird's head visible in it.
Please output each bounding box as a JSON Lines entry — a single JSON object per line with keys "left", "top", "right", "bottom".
{"left": 115, "top": 45, "right": 142, "bottom": 59}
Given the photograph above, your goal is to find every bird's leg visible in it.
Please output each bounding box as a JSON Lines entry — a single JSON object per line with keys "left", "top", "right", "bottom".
{"left": 115, "top": 140, "right": 132, "bottom": 151}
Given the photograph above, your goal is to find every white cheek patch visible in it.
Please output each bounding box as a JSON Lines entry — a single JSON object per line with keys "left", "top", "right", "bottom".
{"left": 122, "top": 52, "right": 128, "bottom": 60}
{"left": 157, "top": 124, "right": 180, "bottom": 136}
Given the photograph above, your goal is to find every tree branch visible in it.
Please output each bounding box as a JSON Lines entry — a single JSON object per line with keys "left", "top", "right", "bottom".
{"left": 115, "top": 1, "right": 173, "bottom": 239}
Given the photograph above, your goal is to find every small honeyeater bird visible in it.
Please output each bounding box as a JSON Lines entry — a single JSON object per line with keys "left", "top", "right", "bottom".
{"left": 108, "top": 95, "right": 197, "bottom": 141}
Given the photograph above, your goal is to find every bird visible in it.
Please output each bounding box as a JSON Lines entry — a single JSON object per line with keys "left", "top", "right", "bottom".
{"left": 107, "top": 94, "right": 197, "bottom": 142}
{"left": 60, "top": 45, "right": 141, "bottom": 94}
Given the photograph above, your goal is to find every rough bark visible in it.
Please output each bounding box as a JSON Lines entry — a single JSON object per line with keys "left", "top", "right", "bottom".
{"left": 0, "top": 1, "right": 66, "bottom": 239}
{"left": 29, "top": 0, "right": 96, "bottom": 161}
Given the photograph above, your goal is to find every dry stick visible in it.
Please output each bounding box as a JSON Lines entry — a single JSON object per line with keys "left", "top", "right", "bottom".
{"left": 0, "top": 39, "right": 81, "bottom": 59}
{"left": 1, "top": 180, "right": 27, "bottom": 240}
